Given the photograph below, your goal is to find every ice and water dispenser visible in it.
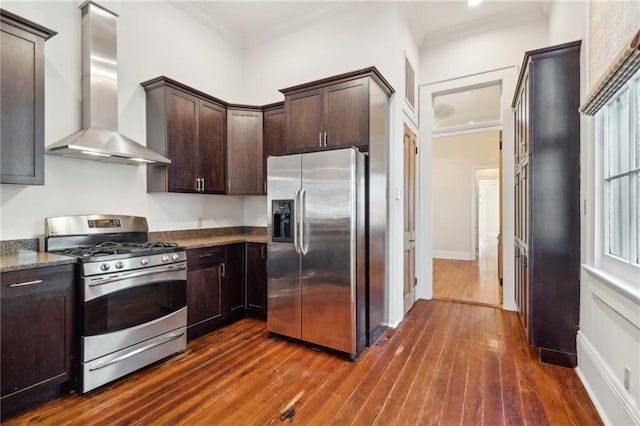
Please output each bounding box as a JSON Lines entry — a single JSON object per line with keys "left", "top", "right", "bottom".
{"left": 272, "top": 200, "right": 294, "bottom": 243}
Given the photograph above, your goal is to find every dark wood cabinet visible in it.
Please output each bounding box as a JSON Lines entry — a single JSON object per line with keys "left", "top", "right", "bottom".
{"left": 224, "top": 244, "right": 245, "bottom": 319}
{"left": 246, "top": 243, "right": 267, "bottom": 316}
{"left": 280, "top": 68, "right": 393, "bottom": 154}
{"left": 512, "top": 40, "right": 581, "bottom": 368}
{"left": 0, "top": 9, "right": 56, "bottom": 185}
{"left": 186, "top": 246, "right": 225, "bottom": 340}
{"left": 1, "top": 264, "right": 75, "bottom": 418}
{"left": 263, "top": 102, "right": 285, "bottom": 158}
{"left": 226, "top": 106, "right": 264, "bottom": 195}
{"left": 143, "top": 77, "right": 226, "bottom": 194}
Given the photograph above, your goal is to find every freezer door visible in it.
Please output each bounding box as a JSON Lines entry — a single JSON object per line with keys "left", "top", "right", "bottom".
{"left": 300, "top": 148, "right": 363, "bottom": 354}
{"left": 267, "top": 154, "right": 302, "bottom": 340}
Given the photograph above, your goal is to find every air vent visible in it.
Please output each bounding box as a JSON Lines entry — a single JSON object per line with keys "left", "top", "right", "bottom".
{"left": 405, "top": 56, "right": 416, "bottom": 109}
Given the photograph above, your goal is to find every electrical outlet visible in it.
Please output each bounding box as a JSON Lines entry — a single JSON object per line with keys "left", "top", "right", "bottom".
{"left": 624, "top": 367, "right": 631, "bottom": 391}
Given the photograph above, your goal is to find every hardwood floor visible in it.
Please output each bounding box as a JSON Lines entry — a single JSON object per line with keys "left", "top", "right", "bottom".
{"left": 4, "top": 300, "right": 601, "bottom": 425}
{"left": 434, "top": 236, "right": 502, "bottom": 307}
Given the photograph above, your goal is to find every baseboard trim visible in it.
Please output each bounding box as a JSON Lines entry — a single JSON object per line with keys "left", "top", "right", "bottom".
{"left": 576, "top": 331, "right": 640, "bottom": 426}
{"left": 432, "top": 250, "right": 473, "bottom": 260}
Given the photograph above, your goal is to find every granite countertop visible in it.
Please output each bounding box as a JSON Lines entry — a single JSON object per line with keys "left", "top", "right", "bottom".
{"left": 0, "top": 251, "right": 76, "bottom": 273}
{"left": 165, "top": 233, "right": 267, "bottom": 249}
{"left": 0, "top": 227, "right": 267, "bottom": 272}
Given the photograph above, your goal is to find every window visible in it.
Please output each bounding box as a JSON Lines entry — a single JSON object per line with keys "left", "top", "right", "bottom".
{"left": 599, "top": 69, "right": 640, "bottom": 283}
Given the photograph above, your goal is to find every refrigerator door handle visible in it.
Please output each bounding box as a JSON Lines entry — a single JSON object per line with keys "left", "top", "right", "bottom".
{"left": 300, "top": 187, "right": 308, "bottom": 255}
{"left": 293, "top": 188, "right": 301, "bottom": 255}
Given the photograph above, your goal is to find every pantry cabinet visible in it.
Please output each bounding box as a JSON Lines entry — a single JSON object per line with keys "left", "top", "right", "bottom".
{"left": 512, "top": 40, "right": 581, "bottom": 368}
{"left": 281, "top": 67, "right": 393, "bottom": 154}
{"left": 143, "top": 77, "right": 226, "bottom": 194}
{"left": 1, "top": 264, "right": 75, "bottom": 418}
{"left": 0, "top": 10, "right": 56, "bottom": 185}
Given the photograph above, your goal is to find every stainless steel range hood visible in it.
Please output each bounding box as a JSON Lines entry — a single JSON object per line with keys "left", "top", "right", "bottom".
{"left": 47, "top": 1, "right": 170, "bottom": 165}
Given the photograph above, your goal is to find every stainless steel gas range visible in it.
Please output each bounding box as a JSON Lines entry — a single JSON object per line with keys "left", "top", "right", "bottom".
{"left": 45, "top": 214, "right": 187, "bottom": 393}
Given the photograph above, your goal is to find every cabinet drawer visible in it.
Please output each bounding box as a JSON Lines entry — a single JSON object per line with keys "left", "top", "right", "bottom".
{"left": 187, "top": 246, "right": 225, "bottom": 269}
{"left": 1, "top": 264, "right": 75, "bottom": 299}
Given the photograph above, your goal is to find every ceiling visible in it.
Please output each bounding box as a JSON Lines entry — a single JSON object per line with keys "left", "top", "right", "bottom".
{"left": 171, "top": 1, "right": 550, "bottom": 48}
{"left": 433, "top": 83, "right": 502, "bottom": 129}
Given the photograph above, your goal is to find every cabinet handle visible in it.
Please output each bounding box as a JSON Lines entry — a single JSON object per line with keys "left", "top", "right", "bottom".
{"left": 195, "top": 178, "right": 200, "bottom": 192}
{"left": 201, "top": 178, "right": 205, "bottom": 192}
{"left": 228, "top": 180, "right": 231, "bottom": 193}
{"left": 198, "top": 253, "right": 214, "bottom": 258}
{"left": 319, "top": 132, "right": 322, "bottom": 148}
{"left": 324, "top": 132, "right": 327, "bottom": 147}
{"left": 261, "top": 245, "right": 266, "bottom": 259}
{"left": 9, "top": 279, "right": 43, "bottom": 288}
{"left": 221, "top": 262, "right": 226, "bottom": 278}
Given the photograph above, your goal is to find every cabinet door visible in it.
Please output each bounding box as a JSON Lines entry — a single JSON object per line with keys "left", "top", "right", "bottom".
{"left": 227, "top": 109, "right": 264, "bottom": 195}
{"left": 186, "top": 265, "right": 223, "bottom": 340}
{"left": 0, "top": 22, "right": 48, "bottom": 185}
{"left": 285, "top": 88, "right": 323, "bottom": 153}
{"left": 264, "top": 107, "right": 285, "bottom": 157}
{"left": 200, "top": 100, "right": 226, "bottom": 193}
{"left": 246, "top": 243, "right": 267, "bottom": 315}
{"left": 167, "top": 88, "right": 199, "bottom": 192}
{"left": 324, "top": 78, "right": 368, "bottom": 149}
{"left": 1, "top": 265, "right": 74, "bottom": 417}
{"left": 224, "top": 244, "right": 245, "bottom": 318}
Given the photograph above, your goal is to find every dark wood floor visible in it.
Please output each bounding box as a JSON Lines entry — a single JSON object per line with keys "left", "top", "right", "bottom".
{"left": 4, "top": 300, "right": 601, "bottom": 425}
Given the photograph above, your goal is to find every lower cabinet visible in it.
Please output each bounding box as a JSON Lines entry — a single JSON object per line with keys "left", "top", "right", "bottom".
{"left": 225, "top": 243, "right": 245, "bottom": 320}
{"left": 186, "top": 246, "right": 225, "bottom": 340}
{"left": 246, "top": 243, "right": 267, "bottom": 316}
{"left": 186, "top": 242, "right": 265, "bottom": 341}
{"left": 0, "top": 264, "right": 75, "bottom": 419}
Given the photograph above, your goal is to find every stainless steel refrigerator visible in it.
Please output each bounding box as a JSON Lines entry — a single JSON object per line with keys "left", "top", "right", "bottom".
{"left": 267, "top": 147, "right": 368, "bottom": 358}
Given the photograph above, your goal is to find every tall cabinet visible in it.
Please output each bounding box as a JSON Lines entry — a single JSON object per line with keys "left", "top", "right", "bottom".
{"left": 512, "top": 40, "right": 581, "bottom": 367}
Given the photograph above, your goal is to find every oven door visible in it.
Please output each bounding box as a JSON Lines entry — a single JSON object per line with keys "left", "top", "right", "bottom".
{"left": 82, "top": 261, "right": 187, "bottom": 337}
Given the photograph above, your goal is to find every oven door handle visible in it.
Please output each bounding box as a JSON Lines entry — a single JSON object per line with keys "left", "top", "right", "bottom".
{"left": 88, "top": 264, "right": 187, "bottom": 287}
{"left": 88, "top": 331, "right": 185, "bottom": 372}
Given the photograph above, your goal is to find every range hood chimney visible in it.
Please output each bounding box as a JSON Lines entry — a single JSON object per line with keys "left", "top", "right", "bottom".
{"left": 47, "top": 1, "right": 170, "bottom": 165}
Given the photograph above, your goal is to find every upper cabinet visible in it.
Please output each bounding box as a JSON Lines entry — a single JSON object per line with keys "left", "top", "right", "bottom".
{"left": 0, "top": 9, "right": 56, "bottom": 185}
{"left": 263, "top": 102, "right": 285, "bottom": 158}
{"left": 227, "top": 106, "right": 264, "bottom": 195}
{"left": 143, "top": 77, "right": 226, "bottom": 194}
{"left": 280, "top": 67, "right": 393, "bottom": 154}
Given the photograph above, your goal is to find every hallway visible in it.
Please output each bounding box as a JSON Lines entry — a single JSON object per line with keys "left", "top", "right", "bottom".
{"left": 433, "top": 236, "right": 502, "bottom": 307}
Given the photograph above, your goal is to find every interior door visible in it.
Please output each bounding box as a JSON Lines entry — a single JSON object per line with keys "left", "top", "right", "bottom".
{"left": 403, "top": 125, "right": 417, "bottom": 314}
{"left": 498, "top": 130, "right": 503, "bottom": 286}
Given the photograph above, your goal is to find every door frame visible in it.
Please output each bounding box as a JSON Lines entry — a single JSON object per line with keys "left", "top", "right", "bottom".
{"left": 417, "top": 66, "right": 518, "bottom": 311}
{"left": 472, "top": 166, "right": 500, "bottom": 261}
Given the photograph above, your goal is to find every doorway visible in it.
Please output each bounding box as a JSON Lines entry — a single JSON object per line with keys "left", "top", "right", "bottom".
{"left": 404, "top": 124, "right": 417, "bottom": 314}
{"left": 431, "top": 131, "right": 502, "bottom": 307}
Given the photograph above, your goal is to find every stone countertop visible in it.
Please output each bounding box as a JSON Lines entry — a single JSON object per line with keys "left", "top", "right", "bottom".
{"left": 164, "top": 234, "right": 267, "bottom": 250}
{"left": 0, "top": 252, "right": 77, "bottom": 273}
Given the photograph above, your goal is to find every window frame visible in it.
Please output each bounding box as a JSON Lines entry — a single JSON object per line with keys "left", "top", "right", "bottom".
{"left": 596, "top": 70, "right": 640, "bottom": 285}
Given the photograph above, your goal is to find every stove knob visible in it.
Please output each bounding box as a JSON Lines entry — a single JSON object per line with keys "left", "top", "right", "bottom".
{"left": 162, "top": 255, "right": 169, "bottom": 262}
{"left": 141, "top": 257, "right": 149, "bottom": 266}
{"left": 115, "top": 261, "right": 125, "bottom": 269}
{"left": 172, "top": 253, "right": 180, "bottom": 261}
{"left": 100, "top": 263, "right": 110, "bottom": 271}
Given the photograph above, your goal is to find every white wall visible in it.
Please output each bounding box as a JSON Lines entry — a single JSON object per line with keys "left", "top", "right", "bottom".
{"left": 242, "top": 2, "right": 420, "bottom": 327}
{"left": 432, "top": 131, "right": 499, "bottom": 260}
{"left": 420, "top": 17, "right": 548, "bottom": 85}
{"left": 548, "top": 1, "right": 587, "bottom": 46}
{"left": 0, "top": 1, "right": 245, "bottom": 240}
